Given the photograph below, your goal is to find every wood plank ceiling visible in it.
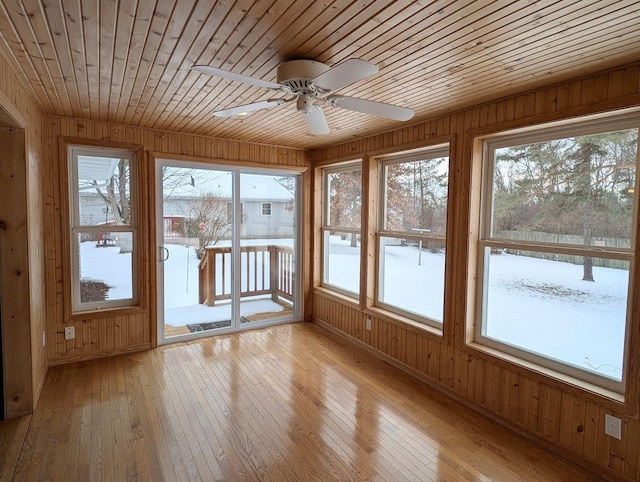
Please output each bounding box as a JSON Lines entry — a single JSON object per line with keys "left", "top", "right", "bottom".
{"left": 0, "top": 0, "right": 639, "bottom": 150}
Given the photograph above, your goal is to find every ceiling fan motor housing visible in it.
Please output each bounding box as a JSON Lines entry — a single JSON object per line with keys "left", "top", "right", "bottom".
{"left": 276, "top": 59, "right": 329, "bottom": 94}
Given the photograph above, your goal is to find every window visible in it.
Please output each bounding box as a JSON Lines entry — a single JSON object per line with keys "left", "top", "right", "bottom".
{"left": 261, "top": 202, "right": 272, "bottom": 216}
{"left": 227, "top": 202, "right": 244, "bottom": 223}
{"left": 475, "top": 115, "right": 638, "bottom": 392}
{"left": 68, "top": 146, "right": 138, "bottom": 312}
{"left": 322, "top": 162, "right": 362, "bottom": 296}
{"left": 377, "top": 147, "right": 449, "bottom": 326}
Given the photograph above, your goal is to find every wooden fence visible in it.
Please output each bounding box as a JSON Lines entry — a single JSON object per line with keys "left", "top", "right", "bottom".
{"left": 198, "top": 245, "right": 295, "bottom": 306}
{"left": 497, "top": 231, "right": 630, "bottom": 269}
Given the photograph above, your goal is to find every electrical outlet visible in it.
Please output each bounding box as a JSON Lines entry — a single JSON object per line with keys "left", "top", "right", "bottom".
{"left": 605, "top": 414, "right": 622, "bottom": 440}
{"left": 365, "top": 318, "right": 372, "bottom": 331}
{"left": 64, "top": 326, "right": 75, "bottom": 341}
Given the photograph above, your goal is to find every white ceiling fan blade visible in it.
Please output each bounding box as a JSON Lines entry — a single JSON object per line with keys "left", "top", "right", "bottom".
{"left": 311, "top": 59, "right": 378, "bottom": 91}
{"left": 302, "top": 106, "right": 330, "bottom": 135}
{"left": 214, "top": 99, "right": 286, "bottom": 117}
{"left": 191, "top": 65, "right": 281, "bottom": 90}
{"left": 327, "top": 95, "right": 415, "bottom": 121}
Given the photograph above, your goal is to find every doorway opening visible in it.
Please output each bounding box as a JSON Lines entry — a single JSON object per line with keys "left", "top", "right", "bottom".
{"left": 156, "top": 160, "right": 301, "bottom": 343}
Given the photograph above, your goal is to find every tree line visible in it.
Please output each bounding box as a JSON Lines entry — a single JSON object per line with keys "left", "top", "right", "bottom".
{"left": 493, "top": 128, "right": 638, "bottom": 281}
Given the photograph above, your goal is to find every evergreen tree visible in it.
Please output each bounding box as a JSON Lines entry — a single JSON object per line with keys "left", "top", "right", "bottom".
{"left": 492, "top": 128, "right": 638, "bottom": 282}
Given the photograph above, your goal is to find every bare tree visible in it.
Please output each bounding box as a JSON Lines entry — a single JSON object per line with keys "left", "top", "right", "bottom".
{"left": 161, "top": 166, "right": 197, "bottom": 200}
{"left": 329, "top": 169, "right": 362, "bottom": 247}
{"left": 493, "top": 128, "right": 638, "bottom": 281}
{"left": 385, "top": 158, "right": 448, "bottom": 235}
{"left": 184, "top": 192, "right": 232, "bottom": 259}
{"left": 92, "top": 159, "right": 131, "bottom": 225}
{"left": 90, "top": 159, "right": 133, "bottom": 253}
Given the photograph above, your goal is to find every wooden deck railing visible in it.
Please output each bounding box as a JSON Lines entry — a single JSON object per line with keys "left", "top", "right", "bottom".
{"left": 198, "top": 245, "right": 294, "bottom": 306}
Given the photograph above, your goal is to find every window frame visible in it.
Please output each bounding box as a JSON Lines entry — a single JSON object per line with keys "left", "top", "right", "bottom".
{"left": 67, "top": 145, "right": 139, "bottom": 313}
{"left": 375, "top": 145, "right": 450, "bottom": 327}
{"left": 473, "top": 114, "right": 640, "bottom": 394}
{"left": 321, "top": 161, "right": 363, "bottom": 298}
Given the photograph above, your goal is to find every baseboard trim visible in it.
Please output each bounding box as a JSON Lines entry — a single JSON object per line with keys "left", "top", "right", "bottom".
{"left": 32, "top": 365, "right": 48, "bottom": 411}
{"left": 48, "top": 342, "right": 152, "bottom": 366}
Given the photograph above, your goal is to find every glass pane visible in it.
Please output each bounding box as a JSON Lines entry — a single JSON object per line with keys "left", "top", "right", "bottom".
{"left": 327, "top": 168, "right": 361, "bottom": 228}
{"left": 378, "top": 236, "right": 445, "bottom": 323}
{"left": 240, "top": 173, "right": 297, "bottom": 324}
{"left": 323, "top": 230, "right": 360, "bottom": 295}
{"left": 161, "top": 167, "right": 234, "bottom": 336}
{"left": 483, "top": 248, "right": 629, "bottom": 381}
{"left": 491, "top": 128, "right": 638, "bottom": 246}
{"left": 384, "top": 157, "right": 449, "bottom": 236}
{"left": 77, "top": 155, "right": 132, "bottom": 226}
{"left": 77, "top": 232, "right": 133, "bottom": 303}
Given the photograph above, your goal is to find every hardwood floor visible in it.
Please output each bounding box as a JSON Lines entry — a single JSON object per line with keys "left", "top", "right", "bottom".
{"left": 0, "top": 322, "right": 604, "bottom": 481}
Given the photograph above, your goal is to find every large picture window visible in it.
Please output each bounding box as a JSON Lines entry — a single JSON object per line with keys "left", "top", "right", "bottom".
{"left": 377, "top": 146, "right": 449, "bottom": 326}
{"left": 322, "top": 162, "right": 362, "bottom": 296}
{"left": 475, "top": 115, "right": 639, "bottom": 392}
{"left": 68, "top": 146, "right": 138, "bottom": 312}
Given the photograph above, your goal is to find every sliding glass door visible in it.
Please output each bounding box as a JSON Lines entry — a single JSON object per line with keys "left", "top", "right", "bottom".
{"left": 156, "top": 160, "right": 300, "bottom": 343}
{"left": 238, "top": 173, "right": 297, "bottom": 324}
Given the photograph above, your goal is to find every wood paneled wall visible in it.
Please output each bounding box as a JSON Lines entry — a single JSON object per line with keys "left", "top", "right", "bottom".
{"left": 42, "top": 115, "right": 310, "bottom": 364}
{"left": 312, "top": 62, "right": 640, "bottom": 481}
{"left": 0, "top": 48, "right": 47, "bottom": 416}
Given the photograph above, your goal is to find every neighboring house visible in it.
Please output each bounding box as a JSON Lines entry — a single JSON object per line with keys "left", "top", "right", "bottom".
{"left": 79, "top": 173, "right": 295, "bottom": 240}
{"left": 78, "top": 192, "right": 116, "bottom": 227}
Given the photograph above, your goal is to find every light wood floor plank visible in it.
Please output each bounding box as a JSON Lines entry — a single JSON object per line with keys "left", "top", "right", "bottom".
{"left": 0, "top": 415, "right": 30, "bottom": 482}
{"left": 0, "top": 323, "right": 606, "bottom": 481}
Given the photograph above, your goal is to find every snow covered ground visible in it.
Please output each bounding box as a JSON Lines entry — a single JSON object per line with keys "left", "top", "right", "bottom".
{"left": 80, "top": 240, "right": 287, "bottom": 334}
{"left": 160, "top": 241, "right": 286, "bottom": 326}
{"left": 81, "top": 235, "right": 628, "bottom": 380}
{"left": 80, "top": 241, "right": 133, "bottom": 300}
{"left": 325, "top": 236, "right": 627, "bottom": 381}
{"left": 485, "top": 251, "right": 627, "bottom": 381}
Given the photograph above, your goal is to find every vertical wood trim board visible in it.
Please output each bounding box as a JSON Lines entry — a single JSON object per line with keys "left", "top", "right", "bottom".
{"left": 311, "top": 62, "right": 640, "bottom": 481}
{"left": 0, "top": 49, "right": 47, "bottom": 415}
{"left": 0, "top": 127, "right": 33, "bottom": 418}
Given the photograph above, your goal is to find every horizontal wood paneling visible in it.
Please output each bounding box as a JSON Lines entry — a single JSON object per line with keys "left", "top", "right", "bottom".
{"left": 42, "top": 115, "right": 310, "bottom": 364}
{"left": 312, "top": 62, "right": 640, "bottom": 481}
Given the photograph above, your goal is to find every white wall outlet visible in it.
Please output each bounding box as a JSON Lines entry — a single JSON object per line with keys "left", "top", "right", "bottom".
{"left": 42, "top": 331, "right": 46, "bottom": 347}
{"left": 64, "top": 326, "right": 75, "bottom": 341}
{"left": 365, "top": 318, "right": 372, "bottom": 331}
{"left": 605, "top": 414, "right": 622, "bottom": 440}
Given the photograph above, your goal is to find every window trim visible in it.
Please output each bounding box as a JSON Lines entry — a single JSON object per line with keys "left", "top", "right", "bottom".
{"left": 67, "top": 145, "right": 139, "bottom": 314}
{"left": 472, "top": 114, "right": 640, "bottom": 394}
{"left": 261, "top": 202, "right": 272, "bottom": 216}
{"left": 375, "top": 145, "right": 450, "bottom": 328}
{"left": 321, "top": 161, "right": 363, "bottom": 297}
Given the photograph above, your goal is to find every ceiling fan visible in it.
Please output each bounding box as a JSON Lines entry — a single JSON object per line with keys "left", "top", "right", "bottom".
{"left": 191, "top": 59, "right": 415, "bottom": 135}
